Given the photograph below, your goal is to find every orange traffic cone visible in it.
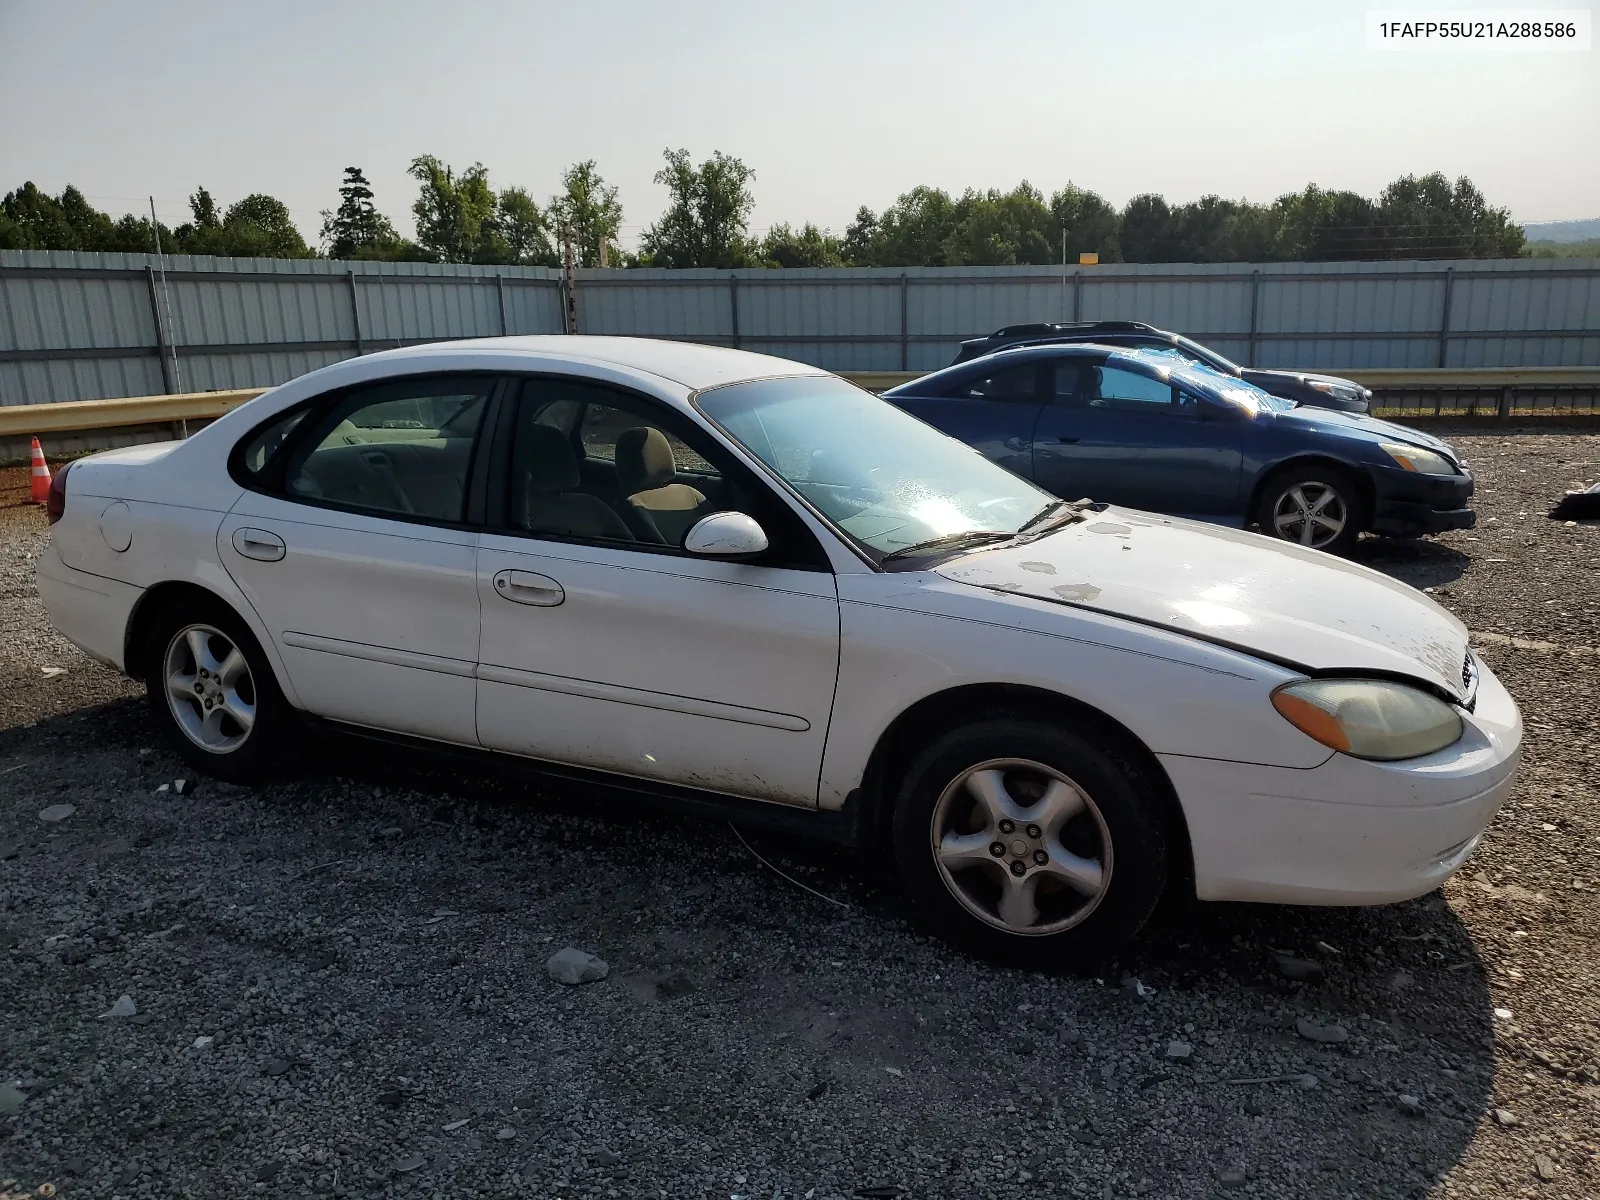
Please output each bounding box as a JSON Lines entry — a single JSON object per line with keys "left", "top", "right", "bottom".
{"left": 29, "top": 437, "right": 51, "bottom": 504}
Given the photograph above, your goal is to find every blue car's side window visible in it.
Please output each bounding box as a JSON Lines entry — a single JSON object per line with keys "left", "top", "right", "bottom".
{"left": 942, "top": 362, "right": 1039, "bottom": 402}
{"left": 1090, "top": 366, "right": 1178, "bottom": 414}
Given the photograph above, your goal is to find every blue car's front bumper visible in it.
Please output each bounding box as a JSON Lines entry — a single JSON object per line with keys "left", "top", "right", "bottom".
{"left": 1368, "top": 463, "right": 1476, "bottom": 537}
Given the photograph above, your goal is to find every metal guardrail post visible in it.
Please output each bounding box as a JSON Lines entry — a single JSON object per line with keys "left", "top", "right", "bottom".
{"left": 1248, "top": 269, "right": 1261, "bottom": 367}
{"left": 1497, "top": 385, "right": 1513, "bottom": 420}
{"left": 899, "top": 273, "right": 909, "bottom": 372}
{"left": 1438, "top": 267, "right": 1456, "bottom": 368}
{"left": 144, "top": 266, "right": 174, "bottom": 394}
{"left": 496, "top": 273, "right": 508, "bottom": 335}
{"left": 347, "top": 271, "right": 364, "bottom": 355}
{"left": 729, "top": 275, "right": 741, "bottom": 349}
{"left": 1072, "top": 271, "right": 1083, "bottom": 322}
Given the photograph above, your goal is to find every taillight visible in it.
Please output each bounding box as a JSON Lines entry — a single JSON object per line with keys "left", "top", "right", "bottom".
{"left": 46, "top": 460, "right": 72, "bottom": 525}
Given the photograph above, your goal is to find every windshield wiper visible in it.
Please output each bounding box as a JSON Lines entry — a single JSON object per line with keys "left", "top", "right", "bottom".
{"left": 1015, "top": 498, "right": 1094, "bottom": 541}
{"left": 881, "top": 529, "right": 1016, "bottom": 563}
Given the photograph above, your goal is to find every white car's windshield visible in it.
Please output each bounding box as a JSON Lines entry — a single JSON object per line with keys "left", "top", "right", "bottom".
{"left": 697, "top": 376, "right": 1056, "bottom": 561}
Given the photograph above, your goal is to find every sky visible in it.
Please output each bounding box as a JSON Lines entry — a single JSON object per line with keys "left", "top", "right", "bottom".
{"left": 1, "top": 0, "right": 1596, "bottom": 250}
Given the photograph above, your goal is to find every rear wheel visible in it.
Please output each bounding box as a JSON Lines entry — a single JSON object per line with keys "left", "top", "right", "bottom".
{"left": 890, "top": 718, "right": 1169, "bottom": 968}
{"left": 144, "top": 599, "right": 299, "bottom": 783}
{"left": 1256, "top": 464, "right": 1365, "bottom": 555}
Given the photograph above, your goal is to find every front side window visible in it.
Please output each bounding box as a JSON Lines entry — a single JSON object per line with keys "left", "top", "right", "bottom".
{"left": 1089, "top": 366, "right": 1177, "bottom": 412}
{"left": 942, "top": 361, "right": 1039, "bottom": 402}
{"left": 506, "top": 379, "right": 820, "bottom": 566}
{"left": 697, "top": 376, "right": 1055, "bottom": 561}
{"left": 279, "top": 376, "right": 492, "bottom": 522}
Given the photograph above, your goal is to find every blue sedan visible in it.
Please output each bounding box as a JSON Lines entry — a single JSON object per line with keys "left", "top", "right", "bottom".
{"left": 882, "top": 344, "right": 1475, "bottom": 554}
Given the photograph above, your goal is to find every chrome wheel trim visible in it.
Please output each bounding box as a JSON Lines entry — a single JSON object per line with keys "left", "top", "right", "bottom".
{"left": 162, "top": 623, "right": 256, "bottom": 754}
{"left": 1270, "top": 482, "right": 1348, "bottom": 549}
{"left": 930, "top": 757, "right": 1113, "bottom": 937}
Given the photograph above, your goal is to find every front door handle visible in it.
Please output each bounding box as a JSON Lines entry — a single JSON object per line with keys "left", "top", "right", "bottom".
{"left": 492, "top": 569, "right": 565, "bottom": 607}
{"left": 1004, "top": 436, "right": 1028, "bottom": 452}
{"left": 231, "top": 527, "right": 285, "bottom": 562}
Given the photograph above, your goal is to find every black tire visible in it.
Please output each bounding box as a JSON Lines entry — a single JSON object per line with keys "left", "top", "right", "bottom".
{"left": 890, "top": 717, "right": 1170, "bottom": 969}
{"left": 1254, "top": 462, "right": 1366, "bottom": 555}
{"left": 143, "top": 596, "right": 300, "bottom": 784}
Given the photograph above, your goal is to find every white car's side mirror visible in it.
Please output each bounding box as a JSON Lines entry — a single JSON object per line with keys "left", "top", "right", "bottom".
{"left": 684, "top": 511, "right": 769, "bottom": 557}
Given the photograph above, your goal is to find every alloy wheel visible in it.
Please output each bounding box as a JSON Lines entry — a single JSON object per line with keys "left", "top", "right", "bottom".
{"left": 1270, "top": 481, "right": 1348, "bottom": 549}
{"left": 929, "top": 757, "right": 1113, "bottom": 936}
{"left": 163, "top": 623, "right": 256, "bottom": 754}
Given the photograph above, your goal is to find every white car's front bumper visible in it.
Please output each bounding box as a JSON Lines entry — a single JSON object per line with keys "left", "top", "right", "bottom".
{"left": 35, "top": 546, "right": 142, "bottom": 673}
{"left": 1161, "top": 658, "right": 1522, "bottom": 906}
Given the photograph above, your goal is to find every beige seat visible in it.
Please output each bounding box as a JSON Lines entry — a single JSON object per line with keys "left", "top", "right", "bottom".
{"left": 518, "top": 424, "right": 633, "bottom": 541}
{"left": 615, "top": 427, "right": 707, "bottom": 547}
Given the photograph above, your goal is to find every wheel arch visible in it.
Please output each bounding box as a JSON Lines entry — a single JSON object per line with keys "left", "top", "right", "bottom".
{"left": 1248, "top": 454, "right": 1375, "bottom": 531}
{"left": 854, "top": 682, "right": 1194, "bottom": 899}
{"left": 123, "top": 580, "right": 301, "bottom": 708}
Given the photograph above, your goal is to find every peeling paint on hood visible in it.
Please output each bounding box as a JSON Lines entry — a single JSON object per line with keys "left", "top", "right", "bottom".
{"left": 936, "top": 508, "right": 1472, "bottom": 701}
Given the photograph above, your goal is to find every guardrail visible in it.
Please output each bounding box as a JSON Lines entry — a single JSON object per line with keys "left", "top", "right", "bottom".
{"left": 3, "top": 368, "right": 1599, "bottom": 443}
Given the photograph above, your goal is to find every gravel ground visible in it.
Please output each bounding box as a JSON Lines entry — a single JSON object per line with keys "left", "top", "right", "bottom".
{"left": 1, "top": 432, "right": 1597, "bottom": 1200}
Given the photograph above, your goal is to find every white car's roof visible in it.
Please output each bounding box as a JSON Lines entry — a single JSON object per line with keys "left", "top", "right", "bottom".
{"left": 365, "top": 336, "right": 830, "bottom": 391}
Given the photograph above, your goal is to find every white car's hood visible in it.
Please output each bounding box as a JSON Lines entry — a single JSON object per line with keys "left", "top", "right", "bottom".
{"left": 935, "top": 508, "right": 1473, "bottom": 702}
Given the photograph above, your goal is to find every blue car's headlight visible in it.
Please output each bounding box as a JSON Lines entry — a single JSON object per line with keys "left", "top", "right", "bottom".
{"left": 1381, "top": 442, "right": 1457, "bottom": 476}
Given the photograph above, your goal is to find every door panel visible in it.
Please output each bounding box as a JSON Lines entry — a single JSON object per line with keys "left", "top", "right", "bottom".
{"left": 220, "top": 495, "right": 481, "bottom": 743}
{"left": 216, "top": 374, "right": 496, "bottom": 745}
{"left": 890, "top": 361, "right": 1046, "bottom": 478}
{"left": 1032, "top": 365, "right": 1244, "bottom": 516}
{"left": 476, "top": 536, "right": 839, "bottom": 805}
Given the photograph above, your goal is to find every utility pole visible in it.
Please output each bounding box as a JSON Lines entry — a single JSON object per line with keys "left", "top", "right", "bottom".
{"left": 1060, "top": 221, "right": 1068, "bottom": 322}
{"left": 149, "top": 197, "right": 187, "bottom": 434}
{"left": 561, "top": 229, "right": 578, "bottom": 335}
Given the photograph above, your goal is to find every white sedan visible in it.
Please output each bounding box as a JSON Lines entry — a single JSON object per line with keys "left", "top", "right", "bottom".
{"left": 38, "top": 337, "right": 1521, "bottom": 964}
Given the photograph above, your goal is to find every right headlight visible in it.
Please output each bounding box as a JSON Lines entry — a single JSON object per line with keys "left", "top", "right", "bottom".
{"left": 1271, "top": 678, "right": 1464, "bottom": 761}
{"left": 1381, "top": 442, "right": 1457, "bottom": 476}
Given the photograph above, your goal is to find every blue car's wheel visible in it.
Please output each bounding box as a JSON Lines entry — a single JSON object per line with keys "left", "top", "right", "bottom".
{"left": 1256, "top": 464, "right": 1365, "bottom": 555}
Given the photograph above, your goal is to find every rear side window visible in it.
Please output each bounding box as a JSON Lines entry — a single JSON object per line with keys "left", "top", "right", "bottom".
{"left": 941, "top": 362, "right": 1039, "bottom": 402}
{"left": 236, "top": 408, "right": 308, "bottom": 479}
{"left": 277, "top": 377, "right": 493, "bottom": 523}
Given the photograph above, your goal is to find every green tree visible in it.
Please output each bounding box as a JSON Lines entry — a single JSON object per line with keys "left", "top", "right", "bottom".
{"left": 1375, "top": 173, "right": 1524, "bottom": 259}
{"left": 320, "top": 167, "right": 402, "bottom": 259}
{"left": 759, "top": 222, "right": 844, "bottom": 267}
{"left": 841, "top": 206, "right": 879, "bottom": 265}
{"left": 409, "top": 156, "right": 497, "bottom": 263}
{"left": 1119, "top": 193, "right": 1178, "bottom": 262}
{"left": 549, "top": 160, "right": 623, "bottom": 267}
{"left": 1271, "top": 185, "right": 1381, "bottom": 260}
{"left": 862, "top": 186, "right": 959, "bottom": 266}
{"left": 639, "top": 149, "right": 759, "bottom": 268}
{"left": 488, "top": 186, "right": 558, "bottom": 266}
{"left": 1050, "top": 184, "right": 1122, "bottom": 263}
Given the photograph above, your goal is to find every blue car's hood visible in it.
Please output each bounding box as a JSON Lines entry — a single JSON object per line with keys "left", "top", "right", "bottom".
{"left": 1270, "top": 406, "right": 1460, "bottom": 462}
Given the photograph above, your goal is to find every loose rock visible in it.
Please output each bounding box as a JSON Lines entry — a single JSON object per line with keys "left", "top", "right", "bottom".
{"left": 1493, "top": 1107, "right": 1519, "bottom": 1127}
{"left": 1165, "top": 1039, "right": 1192, "bottom": 1060}
{"left": 0, "top": 1083, "right": 26, "bottom": 1115}
{"left": 1294, "top": 1017, "right": 1350, "bottom": 1044}
{"left": 1275, "top": 956, "right": 1325, "bottom": 982}
{"left": 1396, "top": 1093, "right": 1423, "bottom": 1117}
{"left": 99, "top": 994, "right": 137, "bottom": 1019}
{"left": 38, "top": 804, "right": 75, "bottom": 823}
{"left": 547, "top": 947, "right": 609, "bottom": 985}
{"left": 1533, "top": 1153, "right": 1559, "bottom": 1182}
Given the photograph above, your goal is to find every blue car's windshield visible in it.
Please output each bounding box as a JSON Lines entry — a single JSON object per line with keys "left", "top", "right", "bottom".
{"left": 696, "top": 375, "right": 1055, "bottom": 560}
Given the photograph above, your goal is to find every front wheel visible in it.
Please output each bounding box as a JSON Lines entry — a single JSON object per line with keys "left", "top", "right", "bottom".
{"left": 890, "top": 719, "right": 1170, "bottom": 968}
{"left": 1256, "top": 464, "right": 1365, "bottom": 555}
{"left": 144, "top": 599, "right": 299, "bottom": 783}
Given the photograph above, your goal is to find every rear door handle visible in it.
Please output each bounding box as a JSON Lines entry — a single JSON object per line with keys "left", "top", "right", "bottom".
{"left": 493, "top": 569, "right": 565, "bottom": 607}
{"left": 1057, "top": 435, "right": 1080, "bottom": 443}
{"left": 231, "top": 527, "right": 285, "bottom": 562}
